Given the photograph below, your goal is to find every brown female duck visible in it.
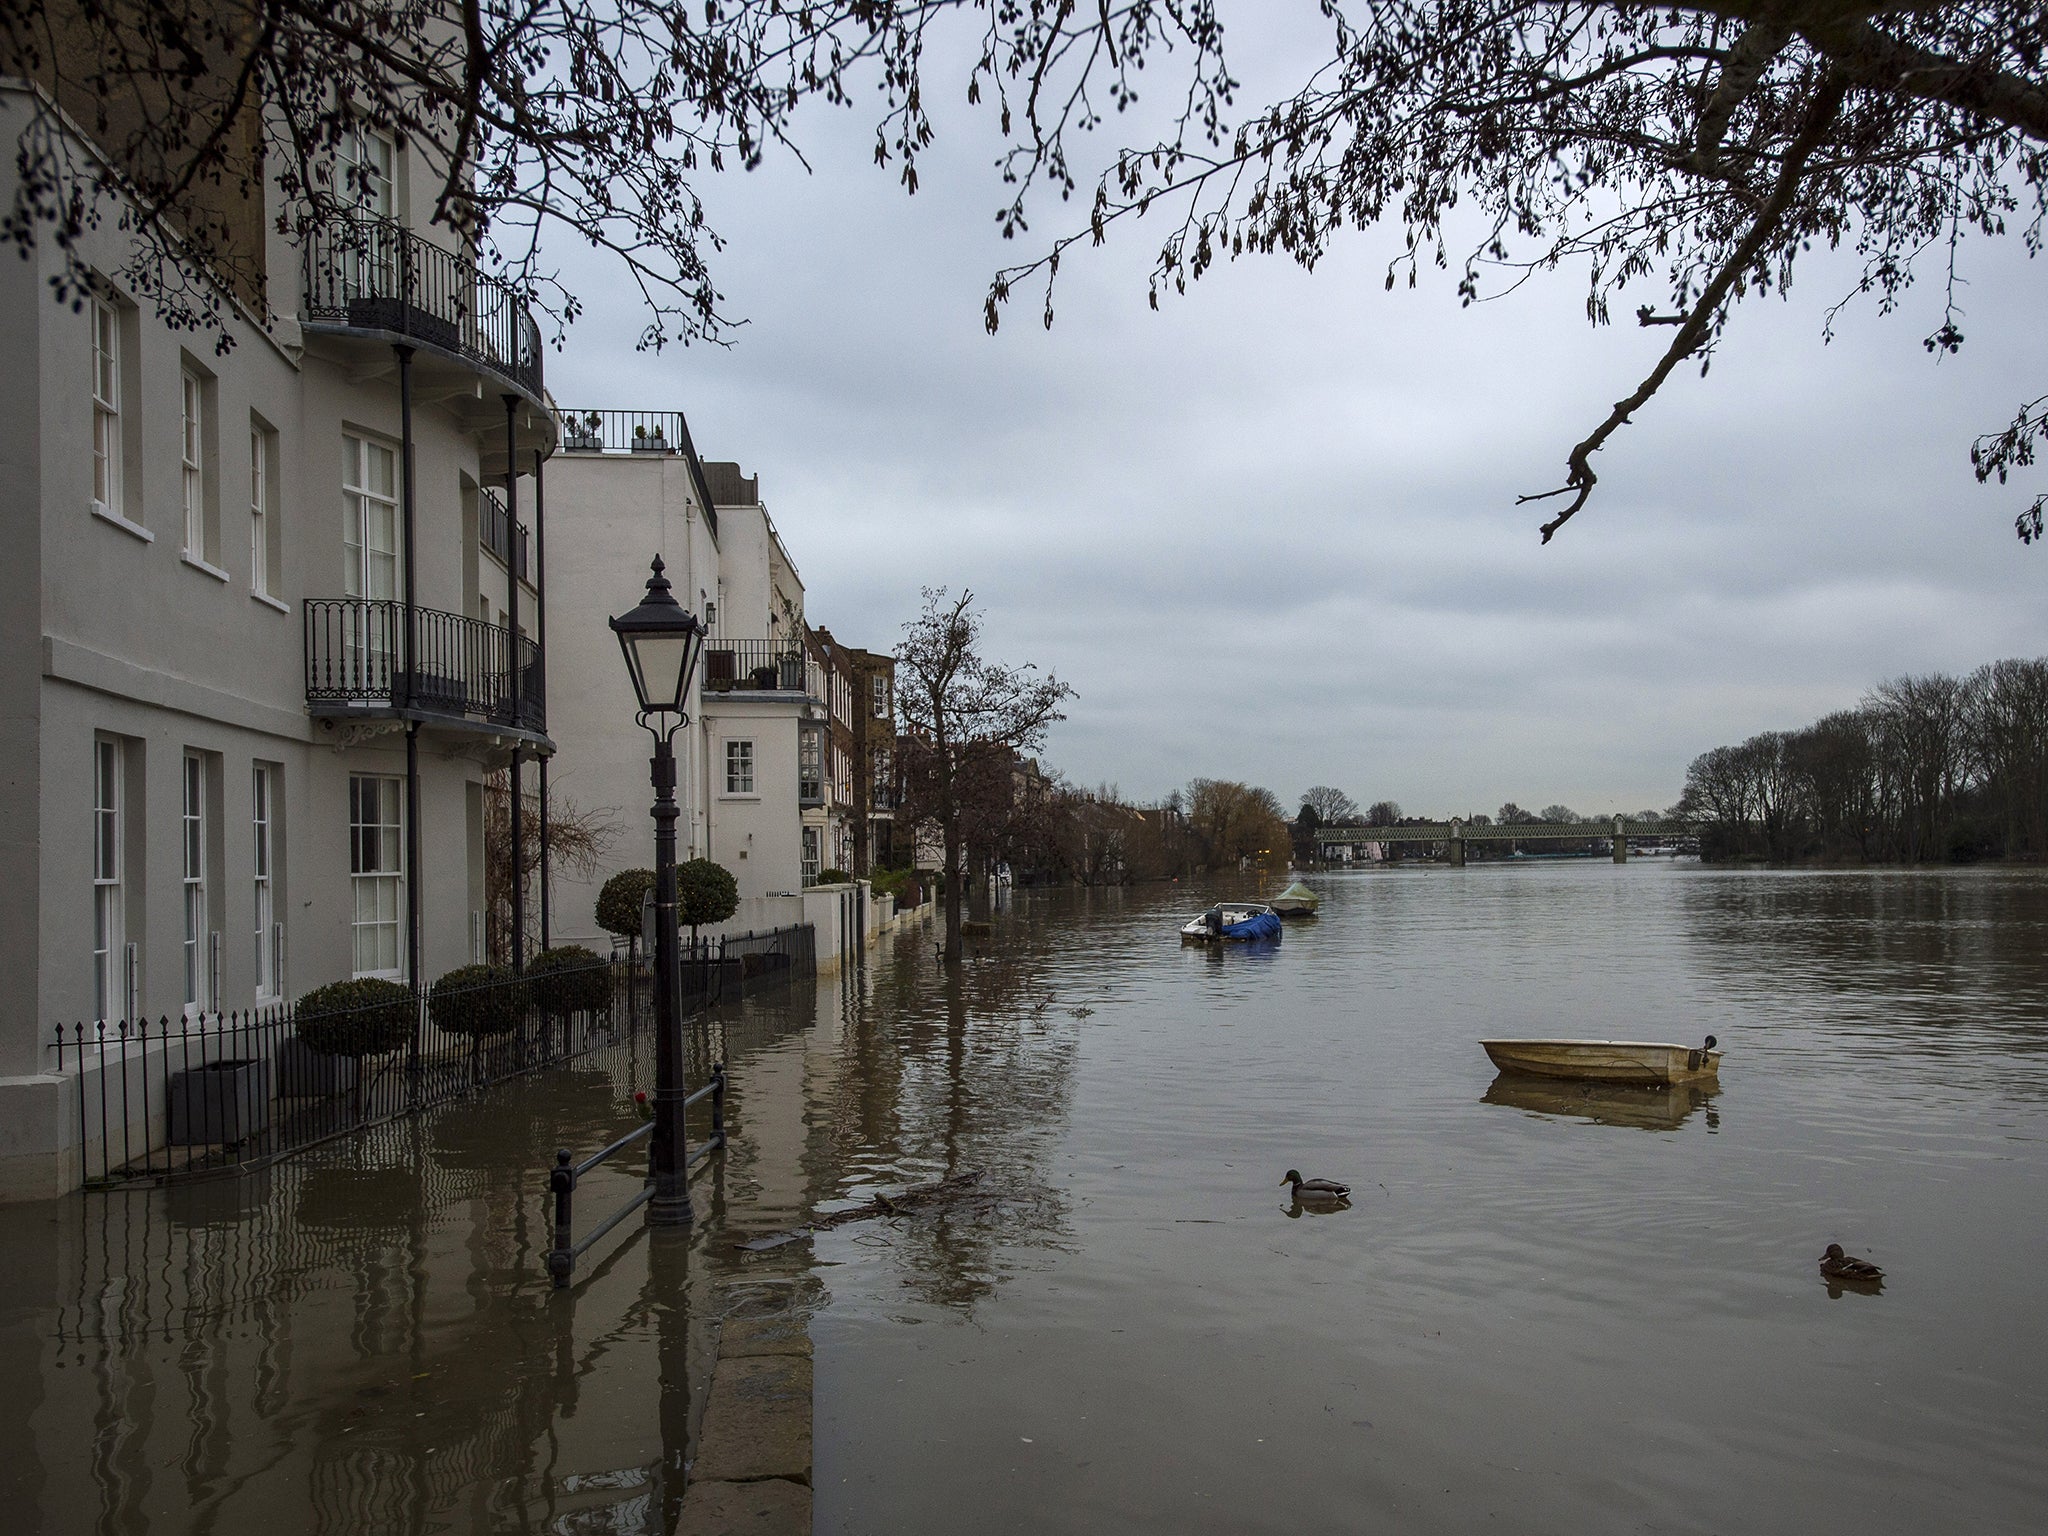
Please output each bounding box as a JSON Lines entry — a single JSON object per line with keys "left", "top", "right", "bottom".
{"left": 1819, "top": 1243, "right": 1883, "bottom": 1283}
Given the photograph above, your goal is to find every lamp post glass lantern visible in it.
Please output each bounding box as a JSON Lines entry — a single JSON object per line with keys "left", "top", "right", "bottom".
{"left": 610, "top": 556, "right": 706, "bottom": 1225}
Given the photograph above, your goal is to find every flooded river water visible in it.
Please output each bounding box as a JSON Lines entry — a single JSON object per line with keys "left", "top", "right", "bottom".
{"left": 5, "top": 863, "right": 2047, "bottom": 1533}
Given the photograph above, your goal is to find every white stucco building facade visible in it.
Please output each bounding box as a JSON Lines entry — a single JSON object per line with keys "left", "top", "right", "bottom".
{"left": 1, "top": 80, "right": 555, "bottom": 1197}
{"left": 542, "top": 439, "right": 832, "bottom": 948}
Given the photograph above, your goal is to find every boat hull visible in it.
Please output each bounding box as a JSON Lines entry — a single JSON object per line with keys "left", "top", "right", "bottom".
{"left": 1480, "top": 1039, "right": 1721, "bottom": 1086}
{"left": 1268, "top": 882, "right": 1320, "bottom": 917}
{"left": 1179, "top": 907, "right": 1283, "bottom": 943}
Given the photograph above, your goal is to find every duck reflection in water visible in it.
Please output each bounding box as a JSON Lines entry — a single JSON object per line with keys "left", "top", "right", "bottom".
{"left": 1281, "top": 1170, "right": 1351, "bottom": 1216}
{"left": 1820, "top": 1243, "right": 1885, "bottom": 1299}
{"left": 1482, "top": 1073, "right": 1719, "bottom": 1132}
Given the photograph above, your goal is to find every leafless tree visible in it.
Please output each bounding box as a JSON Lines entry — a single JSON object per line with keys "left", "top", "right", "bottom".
{"left": 896, "top": 587, "right": 1073, "bottom": 961}
{"left": 1299, "top": 785, "right": 1360, "bottom": 825}
{"left": 1185, "top": 779, "right": 1291, "bottom": 870}
{"left": 4, "top": 0, "right": 783, "bottom": 349}
{"left": 19, "top": 6, "right": 2045, "bottom": 537}
{"left": 1967, "top": 658, "right": 2048, "bottom": 857}
{"left": 484, "top": 772, "right": 614, "bottom": 964}
{"left": 743, "top": 2, "right": 2048, "bottom": 542}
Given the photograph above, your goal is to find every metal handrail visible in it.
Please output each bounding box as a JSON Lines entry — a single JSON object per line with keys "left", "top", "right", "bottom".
{"left": 480, "top": 487, "right": 530, "bottom": 580}
{"left": 552, "top": 407, "right": 719, "bottom": 540}
{"left": 545, "top": 1064, "right": 726, "bottom": 1287}
{"left": 304, "top": 597, "right": 544, "bottom": 732}
{"left": 301, "top": 211, "right": 543, "bottom": 399}
{"left": 700, "top": 639, "right": 825, "bottom": 701}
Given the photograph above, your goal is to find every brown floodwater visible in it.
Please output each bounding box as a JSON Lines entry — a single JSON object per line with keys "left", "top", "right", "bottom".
{"left": 5, "top": 864, "right": 2047, "bottom": 1534}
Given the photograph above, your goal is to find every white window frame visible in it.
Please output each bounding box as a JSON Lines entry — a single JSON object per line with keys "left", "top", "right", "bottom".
{"left": 343, "top": 433, "right": 401, "bottom": 680}
{"left": 93, "top": 739, "right": 124, "bottom": 1021}
{"left": 250, "top": 423, "right": 277, "bottom": 599}
{"left": 349, "top": 774, "right": 406, "bottom": 979}
{"left": 181, "top": 369, "right": 206, "bottom": 559}
{"left": 253, "top": 764, "right": 280, "bottom": 1001}
{"left": 182, "top": 752, "right": 207, "bottom": 1012}
{"left": 801, "top": 827, "right": 822, "bottom": 884}
{"left": 871, "top": 673, "right": 889, "bottom": 717}
{"left": 91, "top": 297, "right": 123, "bottom": 519}
{"left": 724, "top": 739, "right": 755, "bottom": 796}
{"left": 343, "top": 434, "right": 401, "bottom": 598}
{"left": 340, "top": 125, "right": 397, "bottom": 217}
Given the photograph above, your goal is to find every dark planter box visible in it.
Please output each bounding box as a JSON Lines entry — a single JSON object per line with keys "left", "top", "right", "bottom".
{"left": 276, "top": 1037, "right": 358, "bottom": 1099}
{"left": 168, "top": 1058, "right": 272, "bottom": 1146}
{"left": 346, "top": 296, "right": 461, "bottom": 351}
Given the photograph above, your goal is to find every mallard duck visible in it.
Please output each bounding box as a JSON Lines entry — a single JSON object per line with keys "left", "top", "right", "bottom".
{"left": 1281, "top": 1170, "right": 1351, "bottom": 1202}
{"left": 1820, "top": 1243, "right": 1883, "bottom": 1282}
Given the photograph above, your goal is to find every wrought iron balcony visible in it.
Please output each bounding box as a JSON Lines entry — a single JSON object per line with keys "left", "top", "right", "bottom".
{"left": 305, "top": 599, "right": 544, "bottom": 735}
{"left": 701, "top": 639, "right": 825, "bottom": 702}
{"left": 302, "top": 212, "right": 543, "bottom": 400}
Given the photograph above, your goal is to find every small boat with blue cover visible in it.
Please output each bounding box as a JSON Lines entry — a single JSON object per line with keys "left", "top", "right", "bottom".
{"left": 1180, "top": 903, "right": 1283, "bottom": 943}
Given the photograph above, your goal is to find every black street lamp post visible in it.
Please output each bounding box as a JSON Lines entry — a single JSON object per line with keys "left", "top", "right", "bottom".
{"left": 610, "top": 556, "right": 706, "bottom": 1226}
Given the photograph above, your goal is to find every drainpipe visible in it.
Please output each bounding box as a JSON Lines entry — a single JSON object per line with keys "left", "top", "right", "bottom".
{"left": 504, "top": 396, "right": 524, "bottom": 971}
{"left": 534, "top": 447, "right": 550, "bottom": 951}
{"left": 398, "top": 345, "right": 423, "bottom": 1057}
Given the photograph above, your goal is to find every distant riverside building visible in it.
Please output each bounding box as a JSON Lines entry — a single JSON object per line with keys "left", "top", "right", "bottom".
{"left": 544, "top": 444, "right": 819, "bottom": 938}
{"left": 1, "top": 71, "right": 555, "bottom": 1194}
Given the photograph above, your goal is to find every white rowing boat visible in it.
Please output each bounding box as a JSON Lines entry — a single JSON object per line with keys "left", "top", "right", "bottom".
{"left": 1479, "top": 1036, "right": 1721, "bottom": 1086}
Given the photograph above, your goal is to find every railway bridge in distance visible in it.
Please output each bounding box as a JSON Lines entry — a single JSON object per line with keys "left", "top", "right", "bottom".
{"left": 1317, "top": 819, "right": 1685, "bottom": 866}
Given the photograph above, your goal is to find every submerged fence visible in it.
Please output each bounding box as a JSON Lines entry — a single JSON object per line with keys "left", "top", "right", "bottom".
{"left": 52, "top": 927, "right": 816, "bottom": 1190}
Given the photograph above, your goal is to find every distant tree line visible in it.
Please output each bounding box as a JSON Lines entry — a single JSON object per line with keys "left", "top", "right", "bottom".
{"left": 1677, "top": 659, "right": 2048, "bottom": 863}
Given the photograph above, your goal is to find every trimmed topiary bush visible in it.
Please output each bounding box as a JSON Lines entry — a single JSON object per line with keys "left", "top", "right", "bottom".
{"left": 295, "top": 978, "right": 415, "bottom": 1059}
{"left": 427, "top": 964, "right": 525, "bottom": 1038}
{"left": 527, "top": 945, "right": 612, "bottom": 1019}
{"left": 597, "top": 868, "right": 656, "bottom": 940}
{"left": 676, "top": 857, "right": 739, "bottom": 934}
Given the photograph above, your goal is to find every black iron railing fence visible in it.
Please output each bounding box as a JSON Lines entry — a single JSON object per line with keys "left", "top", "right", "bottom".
{"left": 546, "top": 925, "right": 816, "bottom": 1284}
{"left": 54, "top": 928, "right": 817, "bottom": 1190}
{"left": 304, "top": 598, "right": 543, "bottom": 731}
{"left": 51, "top": 961, "right": 613, "bottom": 1186}
{"left": 302, "top": 212, "right": 543, "bottom": 399}
{"left": 701, "top": 639, "right": 825, "bottom": 699}
{"left": 544, "top": 1065, "right": 725, "bottom": 1288}
{"left": 554, "top": 409, "right": 691, "bottom": 455}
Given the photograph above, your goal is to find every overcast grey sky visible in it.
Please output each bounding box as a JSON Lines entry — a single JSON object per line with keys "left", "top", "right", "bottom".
{"left": 540, "top": 22, "right": 2048, "bottom": 818}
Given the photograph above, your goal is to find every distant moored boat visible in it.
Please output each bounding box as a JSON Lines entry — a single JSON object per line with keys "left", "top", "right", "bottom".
{"left": 1268, "top": 881, "right": 1320, "bottom": 917}
{"left": 1180, "top": 904, "right": 1283, "bottom": 944}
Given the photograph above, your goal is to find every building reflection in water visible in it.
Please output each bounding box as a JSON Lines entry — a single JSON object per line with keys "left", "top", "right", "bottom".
{"left": 12, "top": 916, "right": 1074, "bottom": 1535}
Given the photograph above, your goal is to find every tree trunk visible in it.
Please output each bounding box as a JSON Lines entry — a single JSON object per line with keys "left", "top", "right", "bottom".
{"left": 942, "top": 818, "right": 964, "bottom": 963}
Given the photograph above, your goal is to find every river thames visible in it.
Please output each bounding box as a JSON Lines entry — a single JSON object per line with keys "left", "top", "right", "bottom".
{"left": 4, "top": 862, "right": 2045, "bottom": 1533}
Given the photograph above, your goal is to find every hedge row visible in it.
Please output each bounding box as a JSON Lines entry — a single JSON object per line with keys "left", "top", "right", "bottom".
{"left": 292, "top": 945, "right": 612, "bottom": 1058}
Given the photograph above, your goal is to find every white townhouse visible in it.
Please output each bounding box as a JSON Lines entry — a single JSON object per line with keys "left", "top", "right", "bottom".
{"left": 0, "top": 78, "right": 557, "bottom": 1195}
{"left": 543, "top": 439, "right": 835, "bottom": 946}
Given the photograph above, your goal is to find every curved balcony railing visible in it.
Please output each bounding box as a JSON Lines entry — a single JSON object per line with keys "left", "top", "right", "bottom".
{"left": 305, "top": 599, "right": 544, "bottom": 734}
{"left": 302, "top": 213, "right": 543, "bottom": 399}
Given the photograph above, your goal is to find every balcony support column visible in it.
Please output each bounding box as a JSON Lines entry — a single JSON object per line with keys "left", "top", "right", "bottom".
{"left": 398, "top": 345, "right": 424, "bottom": 1050}
{"left": 504, "top": 396, "right": 525, "bottom": 972}
{"left": 534, "top": 447, "right": 550, "bottom": 951}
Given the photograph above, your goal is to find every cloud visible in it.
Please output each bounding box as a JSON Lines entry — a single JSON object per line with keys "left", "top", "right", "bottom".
{"left": 540, "top": 44, "right": 2048, "bottom": 815}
